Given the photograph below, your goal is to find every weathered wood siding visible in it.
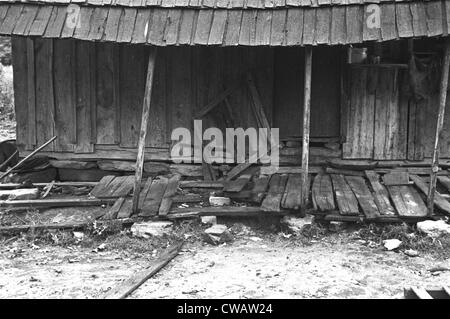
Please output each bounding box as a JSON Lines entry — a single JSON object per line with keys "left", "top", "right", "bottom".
{"left": 13, "top": 37, "right": 346, "bottom": 161}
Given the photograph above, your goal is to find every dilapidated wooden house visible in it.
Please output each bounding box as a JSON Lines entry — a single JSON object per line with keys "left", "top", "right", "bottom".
{"left": 2, "top": 0, "right": 450, "bottom": 220}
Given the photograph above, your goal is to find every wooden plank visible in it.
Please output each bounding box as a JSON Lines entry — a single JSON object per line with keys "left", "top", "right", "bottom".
{"left": 88, "top": 7, "right": 109, "bottom": 41}
{"left": 74, "top": 7, "right": 94, "bottom": 40}
{"left": 0, "top": 5, "right": 23, "bottom": 35}
{"left": 208, "top": 10, "right": 227, "bottom": 45}
{"left": 261, "top": 174, "right": 288, "bottom": 212}
{"left": 410, "top": 2, "right": 427, "bottom": 37}
{"left": 345, "top": 5, "right": 362, "bottom": 43}
{"left": 147, "top": 8, "right": 168, "bottom": 45}
{"left": 13, "top": 5, "right": 38, "bottom": 36}
{"left": 387, "top": 184, "right": 427, "bottom": 217}
{"left": 131, "top": 47, "right": 157, "bottom": 214}
{"left": 159, "top": 174, "right": 181, "bottom": 216}
{"left": 286, "top": 8, "right": 303, "bottom": 46}
{"left": 138, "top": 177, "right": 153, "bottom": 208}
{"left": 410, "top": 174, "right": 450, "bottom": 216}
{"left": 315, "top": 7, "right": 330, "bottom": 44}
{"left": 0, "top": 198, "right": 116, "bottom": 209}
{"left": 250, "top": 175, "right": 270, "bottom": 204}
{"left": 282, "top": 174, "right": 303, "bottom": 210}
{"left": 91, "top": 175, "right": 115, "bottom": 198}
{"left": 254, "top": 10, "right": 272, "bottom": 45}
{"left": 224, "top": 174, "right": 252, "bottom": 193}
{"left": 164, "top": 9, "right": 182, "bottom": 45}
{"left": 53, "top": 39, "right": 76, "bottom": 152}
{"left": 29, "top": 6, "right": 53, "bottom": 36}
{"left": 34, "top": 38, "right": 55, "bottom": 152}
{"left": 396, "top": 3, "right": 413, "bottom": 38}
{"left": 11, "top": 37, "right": 28, "bottom": 150}
{"left": 382, "top": 171, "right": 410, "bottom": 186}
{"left": 312, "top": 174, "right": 335, "bottom": 211}
{"left": 25, "top": 39, "right": 36, "bottom": 150}
{"left": 302, "top": 8, "right": 316, "bottom": 45}
{"left": 140, "top": 176, "right": 169, "bottom": 216}
{"left": 438, "top": 176, "right": 450, "bottom": 193}
{"left": 103, "top": 243, "right": 182, "bottom": 299}
{"left": 117, "top": 198, "right": 133, "bottom": 219}
{"left": 194, "top": 9, "right": 214, "bottom": 45}
{"left": 380, "top": 3, "right": 397, "bottom": 40}
{"left": 223, "top": 10, "right": 242, "bottom": 45}
{"left": 330, "top": 6, "right": 345, "bottom": 44}
{"left": 117, "top": 8, "right": 137, "bottom": 43}
{"left": 74, "top": 41, "right": 94, "bottom": 153}
{"left": 103, "top": 197, "right": 126, "bottom": 220}
{"left": 346, "top": 175, "right": 380, "bottom": 220}
{"left": 110, "top": 176, "right": 135, "bottom": 198}
{"left": 330, "top": 174, "right": 359, "bottom": 216}
{"left": 104, "top": 8, "right": 123, "bottom": 42}
{"left": 96, "top": 43, "right": 117, "bottom": 145}
{"left": 425, "top": 1, "right": 443, "bottom": 37}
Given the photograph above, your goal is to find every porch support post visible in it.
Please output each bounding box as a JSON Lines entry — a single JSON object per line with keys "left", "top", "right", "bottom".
{"left": 427, "top": 38, "right": 450, "bottom": 215}
{"left": 132, "top": 47, "right": 157, "bottom": 214}
{"left": 301, "top": 47, "right": 313, "bottom": 208}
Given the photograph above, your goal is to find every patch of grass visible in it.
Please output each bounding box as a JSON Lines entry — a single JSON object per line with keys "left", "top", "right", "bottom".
{"left": 0, "top": 64, "right": 14, "bottom": 121}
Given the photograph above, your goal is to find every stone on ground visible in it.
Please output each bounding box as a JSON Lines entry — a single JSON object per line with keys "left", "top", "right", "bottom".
{"left": 328, "top": 221, "right": 347, "bottom": 232}
{"left": 201, "top": 216, "right": 217, "bottom": 225}
{"left": 383, "top": 239, "right": 402, "bottom": 251}
{"left": 417, "top": 220, "right": 450, "bottom": 238}
{"left": 131, "top": 221, "right": 173, "bottom": 239}
{"left": 281, "top": 215, "right": 314, "bottom": 235}
{"left": 203, "top": 224, "right": 233, "bottom": 245}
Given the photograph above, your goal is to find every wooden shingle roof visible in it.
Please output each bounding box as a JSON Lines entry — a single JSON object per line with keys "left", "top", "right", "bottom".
{"left": 0, "top": 0, "right": 448, "bottom": 46}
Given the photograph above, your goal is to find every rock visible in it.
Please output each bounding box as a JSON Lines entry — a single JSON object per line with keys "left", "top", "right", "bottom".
{"left": 404, "top": 249, "right": 419, "bottom": 257}
{"left": 328, "top": 221, "right": 347, "bottom": 232}
{"left": 201, "top": 216, "right": 217, "bottom": 225}
{"left": 203, "top": 224, "right": 233, "bottom": 245}
{"left": 417, "top": 220, "right": 450, "bottom": 238}
{"left": 73, "top": 231, "right": 85, "bottom": 241}
{"left": 131, "top": 221, "right": 173, "bottom": 239}
{"left": 281, "top": 214, "right": 314, "bottom": 235}
{"left": 209, "top": 196, "right": 231, "bottom": 207}
{"left": 383, "top": 239, "right": 402, "bottom": 251}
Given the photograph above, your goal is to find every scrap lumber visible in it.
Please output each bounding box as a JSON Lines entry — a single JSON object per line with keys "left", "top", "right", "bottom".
{"left": 103, "top": 242, "right": 183, "bottom": 299}
{"left": 387, "top": 184, "right": 427, "bottom": 217}
{"left": 437, "top": 176, "right": 450, "bottom": 193}
{"left": 364, "top": 171, "right": 396, "bottom": 215}
{"left": 261, "top": 174, "right": 288, "bottom": 212}
{"left": 250, "top": 175, "right": 270, "bottom": 203}
{"left": 116, "top": 198, "right": 133, "bottom": 219}
{"left": 320, "top": 213, "right": 419, "bottom": 224}
{"left": 0, "top": 150, "right": 19, "bottom": 171}
{"left": 172, "top": 194, "right": 204, "bottom": 203}
{"left": 0, "top": 218, "right": 134, "bottom": 234}
{"left": 326, "top": 159, "right": 378, "bottom": 171}
{"left": 179, "top": 181, "right": 223, "bottom": 188}
{"left": 311, "top": 174, "right": 335, "bottom": 211}
{"left": 259, "top": 166, "right": 323, "bottom": 175}
{"left": 345, "top": 176, "right": 380, "bottom": 220}
{"left": 158, "top": 174, "right": 181, "bottom": 216}
{"left": 330, "top": 174, "right": 359, "bottom": 216}
{"left": 132, "top": 48, "right": 157, "bottom": 214}
{"left": 224, "top": 174, "right": 252, "bottom": 193}
{"left": 0, "top": 136, "right": 57, "bottom": 181}
{"left": 0, "top": 182, "right": 98, "bottom": 189}
{"left": 282, "top": 174, "right": 303, "bottom": 210}
{"left": 103, "top": 197, "right": 126, "bottom": 220}
{"left": 225, "top": 162, "right": 252, "bottom": 181}
{"left": 167, "top": 206, "right": 285, "bottom": 219}
{"left": 49, "top": 160, "right": 97, "bottom": 169}
{"left": 139, "top": 176, "right": 168, "bottom": 217}
{"left": 41, "top": 181, "right": 55, "bottom": 199}
{"left": 202, "top": 162, "right": 216, "bottom": 181}
{"left": 382, "top": 171, "right": 410, "bottom": 186}
{"left": 90, "top": 175, "right": 115, "bottom": 197}
{"left": 428, "top": 38, "right": 450, "bottom": 215}
{"left": 410, "top": 174, "right": 450, "bottom": 215}
{"left": 0, "top": 198, "right": 116, "bottom": 208}
{"left": 138, "top": 178, "right": 153, "bottom": 209}
{"left": 0, "top": 188, "right": 39, "bottom": 200}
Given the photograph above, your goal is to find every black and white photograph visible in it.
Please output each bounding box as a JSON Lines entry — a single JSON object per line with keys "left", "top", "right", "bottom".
{"left": 0, "top": 0, "right": 449, "bottom": 302}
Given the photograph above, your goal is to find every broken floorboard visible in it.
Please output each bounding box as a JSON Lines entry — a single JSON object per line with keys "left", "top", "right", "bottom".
{"left": 166, "top": 206, "right": 290, "bottom": 219}
{"left": 410, "top": 174, "right": 450, "bottom": 216}
{"left": 364, "top": 171, "right": 396, "bottom": 216}
{"left": 311, "top": 174, "right": 335, "bottom": 211}
{"left": 90, "top": 175, "right": 134, "bottom": 198}
{"left": 282, "top": 174, "right": 303, "bottom": 210}
{"left": 387, "top": 185, "right": 427, "bottom": 218}
{"left": 345, "top": 176, "right": 380, "bottom": 220}
{"left": 261, "top": 174, "right": 288, "bottom": 212}
{"left": 330, "top": 174, "right": 359, "bottom": 216}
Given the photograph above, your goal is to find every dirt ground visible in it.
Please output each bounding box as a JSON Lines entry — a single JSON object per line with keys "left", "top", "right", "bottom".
{"left": 1, "top": 220, "right": 449, "bottom": 299}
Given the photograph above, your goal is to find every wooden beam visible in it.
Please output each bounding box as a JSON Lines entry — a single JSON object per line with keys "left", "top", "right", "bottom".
{"left": 301, "top": 47, "right": 313, "bottom": 207}
{"left": 131, "top": 48, "right": 157, "bottom": 215}
{"left": 427, "top": 38, "right": 450, "bottom": 215}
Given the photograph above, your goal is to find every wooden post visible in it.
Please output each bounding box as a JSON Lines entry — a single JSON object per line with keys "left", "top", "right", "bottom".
{"left": 301, "top": 47, "right": 313, "bottom": 208}
{"left": 427, "top": 38, "right": 450, "bottom": 215}
{"left": 132, "top": 48, "right": 157, "bottom": 214}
